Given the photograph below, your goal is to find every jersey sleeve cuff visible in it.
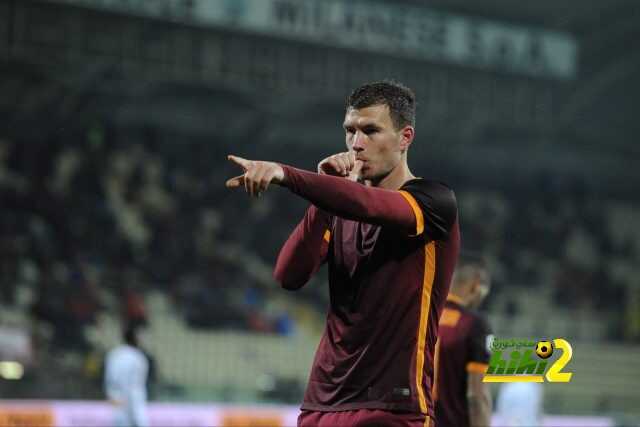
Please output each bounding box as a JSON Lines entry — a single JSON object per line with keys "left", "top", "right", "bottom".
{"left": 466, "top": 362, "right": 489, "bottom": 374}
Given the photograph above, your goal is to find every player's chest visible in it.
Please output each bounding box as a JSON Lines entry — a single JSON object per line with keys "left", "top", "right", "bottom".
{"left": 330, "top": 220, "right": 382, "bottom": 275}
{"left": 329, "top": 220, "right": 422, "bottom": 276}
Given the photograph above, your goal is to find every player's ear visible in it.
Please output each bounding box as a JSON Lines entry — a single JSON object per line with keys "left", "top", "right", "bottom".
{"left": 470, "top": 279, "right": 481, "bottom": 297}
{"left": 399, "top": 125, "right": 414, "bottom": 151}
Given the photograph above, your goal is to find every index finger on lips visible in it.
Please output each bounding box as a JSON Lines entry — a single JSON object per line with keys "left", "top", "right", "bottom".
{"left": 348, "top": 160, "right": 363, "bottom": 181}
{"left": 345, "top": 152, "right": 356, "bottom": 171}
{"left": 353, "top": 159, "right": 364, "bottom": 174}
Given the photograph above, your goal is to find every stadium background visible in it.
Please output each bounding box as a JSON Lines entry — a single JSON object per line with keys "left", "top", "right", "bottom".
{"left": 0, "top": 0, "right": 639, "bottom": 425}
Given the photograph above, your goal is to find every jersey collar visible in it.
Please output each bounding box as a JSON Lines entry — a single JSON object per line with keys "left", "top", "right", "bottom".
{"left": 446, "top": 293, "right": 465, "bottom": 306}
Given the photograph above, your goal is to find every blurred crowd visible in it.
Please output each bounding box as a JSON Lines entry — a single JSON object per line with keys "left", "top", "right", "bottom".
{"left": 458, "top": 180, "right": 640, "bottom": 341}
{"left": 0, "top": 124, "right": 298, "bottom": 357}
{"left": 1, "top": 120, "right": 640, "bottom": 364}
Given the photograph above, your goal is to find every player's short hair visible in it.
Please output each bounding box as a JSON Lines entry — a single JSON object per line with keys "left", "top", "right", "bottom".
{"left": 452, "top": 252, "right": 491, "bottom": 290}
{"left": 123, "top": 326, "right": 138, "bottom": 347}
{"left": 346, "top": 80, "right": 416, "bottom": 129}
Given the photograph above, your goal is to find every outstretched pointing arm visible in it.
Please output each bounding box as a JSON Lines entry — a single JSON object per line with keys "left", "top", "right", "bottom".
{"left": 225, "top": 155, "right": 418, "bottom": 234}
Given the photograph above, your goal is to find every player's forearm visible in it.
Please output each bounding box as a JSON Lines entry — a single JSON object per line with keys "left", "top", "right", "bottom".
{"left": 281, "top": 165, "right": 414, "bottom": 230}
{"left": 273, "top": 205, "right": 331, "bottom": 290}
{"left": 468, "top": 392, "right": 492, "bottom": 427}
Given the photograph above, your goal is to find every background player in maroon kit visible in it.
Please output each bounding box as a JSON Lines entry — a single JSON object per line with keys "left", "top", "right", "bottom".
{"left": 434, "top": 254, "right": 493, "bottom": 427}
{"left": 226, "top": 81, "right": 459, "bottom": 426}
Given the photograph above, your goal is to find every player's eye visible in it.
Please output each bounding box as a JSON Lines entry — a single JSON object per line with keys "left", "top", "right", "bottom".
{"left": 345, "top": 127, "right": 355, "bottom": 135}
{"left": 363, "top": 127, "right": 378, "bottom": 135}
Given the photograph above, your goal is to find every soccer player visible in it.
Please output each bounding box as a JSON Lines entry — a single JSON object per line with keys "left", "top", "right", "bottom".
{"left": 104, "top": 327, "right": 149, "bottom": 427}
{"left": 434, "top": 254, "right": 493, "bottom": 427}
{"left": 226, "top": 81, "right": 459, "bottom": 426}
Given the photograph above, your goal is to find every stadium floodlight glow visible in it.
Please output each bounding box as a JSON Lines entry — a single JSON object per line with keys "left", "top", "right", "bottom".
{"left": 0, "top": 361, "right": 24, "bottom": 380}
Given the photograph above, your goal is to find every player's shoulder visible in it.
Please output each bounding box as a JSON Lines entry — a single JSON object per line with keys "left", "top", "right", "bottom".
{"left": 106, "top": 345, "right": 126, "bottom": 362}
{"left": 466, "top": 308, "right": 487, "bottom": 322}
{"left": 449, "top": 301, "right": 474, "bottom": 322}
{"left": 401, "top": 178, "right": 454, "bottom": 194}
{"left": 467, "top": 309, "right": 492, "bottom": 333}
{"left": 400, "top": 178, "right": 458, "bottom": 218}
{"left": 116, "top": 345, "right": 145, "bottom": 358}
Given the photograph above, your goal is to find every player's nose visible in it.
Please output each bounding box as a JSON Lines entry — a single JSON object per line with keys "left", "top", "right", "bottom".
{"left": 352, "top": 132, "right": 366, "bottom": 152}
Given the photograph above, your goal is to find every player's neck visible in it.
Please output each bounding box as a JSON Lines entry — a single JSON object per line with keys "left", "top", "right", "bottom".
{"left": 375, "top": 161, "right": 415, "bottom": 190}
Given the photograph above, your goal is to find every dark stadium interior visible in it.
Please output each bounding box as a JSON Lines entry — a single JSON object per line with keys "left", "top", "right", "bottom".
{"left": 0, "top": 0, "right": 639, "bottom": 423}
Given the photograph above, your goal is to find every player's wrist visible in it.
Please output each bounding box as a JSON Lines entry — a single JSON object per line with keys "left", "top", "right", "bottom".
{"left": 276, "top": 163, "right": 289, "bottom": 186}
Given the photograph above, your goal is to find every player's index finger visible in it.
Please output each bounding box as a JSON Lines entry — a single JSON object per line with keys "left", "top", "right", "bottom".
{"left": 347, "top": 159, "right": 363, "bottom": 181}
{"left": 227, "top": 154, "right": 251, "bottom": 170}
{"left": 353, "top": 159, "right": 363, "bottom": 173}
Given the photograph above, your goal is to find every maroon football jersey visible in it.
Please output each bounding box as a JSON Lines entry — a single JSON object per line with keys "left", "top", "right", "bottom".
{"left": 434, "top": 295, "right": 492, "bottom": 427}
{"left": 301, "top": 178, "right": 459, "bottom": 418}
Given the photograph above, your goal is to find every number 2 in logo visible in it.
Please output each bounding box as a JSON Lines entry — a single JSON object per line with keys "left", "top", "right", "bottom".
{"left": 545, "top": 338, "right": 573, "bottom": 383}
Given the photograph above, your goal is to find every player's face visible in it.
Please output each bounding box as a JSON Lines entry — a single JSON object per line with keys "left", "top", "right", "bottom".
{"left": 343, "top": 104, "right": 410, "bottom": 182}
{"left": 469, "top": 277, "right": 490, "bottom": 309}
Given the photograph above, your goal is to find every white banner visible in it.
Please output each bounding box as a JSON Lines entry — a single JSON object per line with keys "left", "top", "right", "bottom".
{"left": 51, "top": 0, "right": 577, "bottom": 79}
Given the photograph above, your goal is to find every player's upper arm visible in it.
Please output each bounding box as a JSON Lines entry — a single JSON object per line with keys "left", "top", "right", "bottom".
{"left": 467, "top": 315, "right": 492, "bottom": 372}
{"left": 398, "top": 180, "right": 457, "bottom": 241}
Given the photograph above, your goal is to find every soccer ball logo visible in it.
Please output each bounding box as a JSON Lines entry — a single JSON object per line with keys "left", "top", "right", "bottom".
{"left": 535, "top": 340, "right": 553, "bottom": 359}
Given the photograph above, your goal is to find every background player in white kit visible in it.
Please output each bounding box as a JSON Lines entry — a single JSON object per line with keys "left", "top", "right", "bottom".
{"left": 104, "top": 327, "right": 149, "bottom": 427}
{"left": 496, "top": 382, "right": 544, "bottom": 427}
